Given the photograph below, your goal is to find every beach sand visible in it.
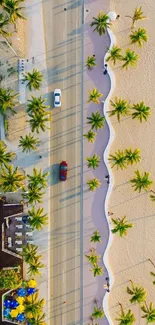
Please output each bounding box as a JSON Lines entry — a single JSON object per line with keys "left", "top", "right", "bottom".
{"left": 6, "top": 110, "right": 27, "bottom": 141}
{"left": 10, "top": 20, "right": 27, "bottom": 58}
{"left": 108, "top": 0, "right": 155, "bottom": 323}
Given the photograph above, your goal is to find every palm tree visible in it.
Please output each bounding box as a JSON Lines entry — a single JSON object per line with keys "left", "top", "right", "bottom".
{"left": 90, "top": 11, "right": 111, "bottom": 35}
{"left": 0, "top": 140, "right": 16, "bottom": 168}
{"left": 88, "top": 88, "right": 103, "bottom": 104}
{"left": 127, "top": 280, "right": 146, "bottom": 304}
{"left": 87, "top": 178, "right": 101, "bottom": 191}
{"left": 22, "top": 68, "right": 43, "bottom": 91}
{"left": 109, "top": 98, "right": 130, "bottom": 122}
{"left": 0, "top": 87, "right": 18, "bottom": 116}
{"left": 121, "top": 49, "right": 139, "bottom": 69}
{"left": 27, "top": 96, "right": 50, "bottom": 115}
{"left": 86, "top": 154, "right": 100, "bottom": 170}
{"left": 0, "top": 13, "right": 11, "bottom": 38}
{"left": 141, "top": 302, "right": 155, "bottom": 323}
{"left": 3, "top": 0, "right": 26, "bottom": 29}
{"left": 125, "top": 148, "right": 141, "bottom": 166}
{"left": 130, "top": 170, "right": 153, "bottom": 193}
{"left": 24, "top": 291, "right": 45, "bottom": 319}
{"left": 106, "top": 45, "right": 122, "bottom": 65}
{"left": 19, "top": 133, "right": 40, "bottom": 153}
{"left": 27, "top": 313, "right": 46, "bottom": 325}
{"left": 22, "top": 243, "right": 38, "bottom": 264}
{"left": 27, "top": 168, "right": 49, "bottom": 188}
{"left": 126, "top": 7, "right": 146, "bottom": 28}
{"left": 91, "top": 264, "right": 103, "bottom": 277}
{"left": 28, "top": 206, "right": 48, "bottom": 231}
{"left": 0, "top": 165, "right": 25, "bottom": 192}
{"left": 116, "top": 303, "right": 136, "bottom": 325}
{"left": 83, "top": 130, "right": 96, "bottom": 143}
{"left": 85, "top": 251, "right": 101, "bottom": 266}
{"left": 87, "top": 111, "right": 105, "bottom": 130}
{"left": 86, "top": 56, "right": 97, "bottom": 69}
{"left": 109, "top": 150, "right": 127, "bottom": 170}
{"left": 111, "top": 216, "right": 133, "bottom": 237}
{"left": 22, "top": 184, "right": 45, "bottom": 205}
{"left": 28, "top": 111, "right": 51, "bottom": 133}
{"left": 131, "top": 102, "right": 151, "bottom": 122}
{"left": 130, "top": 28, "right": 148, "bottom": 47}
{"left": 90, "top": 230, "right": 101, "bottom": 243}
{"left": 28, "top": 256, "right": 45, "bottom": 276}
{"left": 91, "top": 306, "right": 105, "bottom": 319}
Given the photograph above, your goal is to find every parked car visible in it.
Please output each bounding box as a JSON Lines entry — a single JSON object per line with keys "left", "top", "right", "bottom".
{"left": 54, "top": 89, "right": 61, "bottom": 107}
{"left": 59, "top": 161, "right": 68, "bottom": 181}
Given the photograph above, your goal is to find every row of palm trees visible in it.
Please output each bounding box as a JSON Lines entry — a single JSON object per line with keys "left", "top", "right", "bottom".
{"left": 0, "top": 3, "right": 48, "bottom": 324}
{"left": 0, "top": 0, "right": 26, "bottom": 37}
{"left": 116, "top": 278, "right": 155, "bottom": 324}
{"left": 85, "top": 91, "right": 151, "bottom": 124}
{"left": 0, "top": 70, "right": 51, "bottom": 142}
{"left": 109, "top": 147, "right": 155, "bottom": 198}
{"left": 90, "top": 7, "right": 146, "bottom": 37}
{"left": 0, "top": 64, "right": 50, "bottom": 287}
{"left": 87, "top": 29, "right": 148, "bottom": 70}
{"left": 109, "top": 148, "right": 141, "bottom": 169}
{"left": 84, "top": 45, "right": 105, "bottom": 281}
{"left": 89, "top": 8, "right": 147, "bottom": 70}
{"left": 0, "top": 164, "right": 48, "bottom": 199}
{"left": 110, "top": 98, "right": 151, "bottom": 123}
{"left": 85, "top": 230, "right": 104, "bottom": 278}
{"left": 0, "top": 143, "right": 49, "bottom": 229}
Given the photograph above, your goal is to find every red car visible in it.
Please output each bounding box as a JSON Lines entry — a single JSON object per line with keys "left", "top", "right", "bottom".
{"left": 59, "top": 161, "right": 68, "bottom": 181}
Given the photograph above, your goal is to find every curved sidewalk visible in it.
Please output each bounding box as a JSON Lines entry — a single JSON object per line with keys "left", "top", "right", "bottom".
{"left": 83, "top": 0, "right": 111, "bottom": 324}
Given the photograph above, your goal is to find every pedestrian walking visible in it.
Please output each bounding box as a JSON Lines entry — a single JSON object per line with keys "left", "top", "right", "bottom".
{"left": 106, "top": 276, "right": 110, "bottom": 291}
{"left": 39, "top": 155, "right": 42, "bottom": 159}
{"left": 116, "top": 14, "right": 120, "bottom": 19}
{"left": 105, "top": 174, "right": 110, "bottom": 184}
{"left": 103, "top": 64, "right": 108, "bottom": 75}
{"left": 108, "top": 211, "right": 114, "bottom": 216}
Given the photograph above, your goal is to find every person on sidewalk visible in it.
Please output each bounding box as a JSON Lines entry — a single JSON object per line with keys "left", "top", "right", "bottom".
{"left": 103, "top": 64, "right": 108, "bottom": 75}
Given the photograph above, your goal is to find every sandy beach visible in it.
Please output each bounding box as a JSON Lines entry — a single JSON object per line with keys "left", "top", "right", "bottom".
{"left": 107, "top": 0, "right": 155, "bottom": 323}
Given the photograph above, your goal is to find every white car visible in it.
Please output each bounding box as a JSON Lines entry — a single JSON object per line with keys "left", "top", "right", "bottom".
{"left": 54, "top": 89, "right": 61, "bottom": 107}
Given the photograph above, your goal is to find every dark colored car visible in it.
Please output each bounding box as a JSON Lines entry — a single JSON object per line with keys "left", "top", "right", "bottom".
{"left": 59, "top": 161, "right": 68, "bottom": 181}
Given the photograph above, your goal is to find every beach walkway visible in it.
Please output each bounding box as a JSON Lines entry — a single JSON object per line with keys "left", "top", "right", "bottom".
{"left": 83, "top": 0, "right": 111, "bottom": 324}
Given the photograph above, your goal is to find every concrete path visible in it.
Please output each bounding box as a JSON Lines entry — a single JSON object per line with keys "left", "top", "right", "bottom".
{"left": 83, "top": 0, "right": 111, "bottom": 324}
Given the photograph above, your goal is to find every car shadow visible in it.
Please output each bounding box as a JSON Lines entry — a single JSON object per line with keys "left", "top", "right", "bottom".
{"left": 49, "top": 163, "right": 60, "bottom": 186}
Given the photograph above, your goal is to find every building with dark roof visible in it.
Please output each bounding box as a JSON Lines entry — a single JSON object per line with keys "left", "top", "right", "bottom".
{"left": 0, "top": 199, "right": 24, "bottom": 325}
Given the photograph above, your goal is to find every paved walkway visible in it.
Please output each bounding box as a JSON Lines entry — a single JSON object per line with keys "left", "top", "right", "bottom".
{"left": 83, "top": 0, "right": 111, "bottom": 324}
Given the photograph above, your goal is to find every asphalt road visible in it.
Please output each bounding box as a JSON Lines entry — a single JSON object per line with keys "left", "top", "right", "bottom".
{"left": 42, "top": 0, "right": 83, "bottom": 324}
